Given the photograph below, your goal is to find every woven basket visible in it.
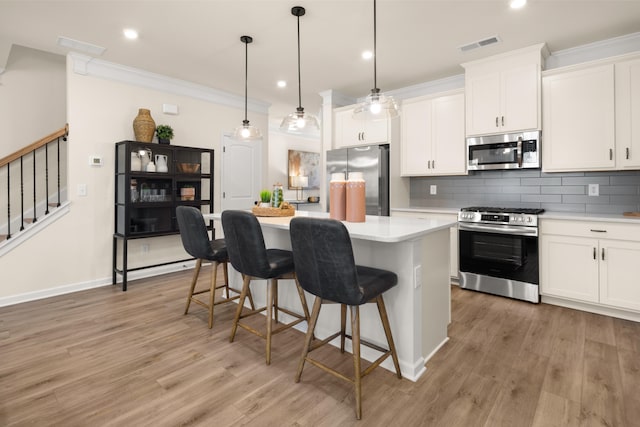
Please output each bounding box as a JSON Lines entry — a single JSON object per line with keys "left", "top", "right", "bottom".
{"left": 252, "top": 205, "right": 295, "bottom": 217}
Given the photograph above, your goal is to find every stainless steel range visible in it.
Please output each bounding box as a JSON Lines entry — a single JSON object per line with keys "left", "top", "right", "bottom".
{"left": 458, "top": 206, "right": 544, "bottom": 303}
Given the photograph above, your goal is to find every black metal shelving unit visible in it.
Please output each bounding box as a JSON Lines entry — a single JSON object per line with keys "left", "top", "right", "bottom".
{"left": 113, "top": 140, "right": 214, "bottom": 291}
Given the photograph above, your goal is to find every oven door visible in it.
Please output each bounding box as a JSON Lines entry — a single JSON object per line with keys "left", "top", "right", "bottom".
{"left": 458, "top": 223, "right": 539, "bottom": 285}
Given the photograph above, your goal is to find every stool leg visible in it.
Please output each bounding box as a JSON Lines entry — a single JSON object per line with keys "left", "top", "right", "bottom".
{"left": 376, "top": 295, "right": 402, "bottom": 378}
{"left": 295, "top": 296, "right": 322, "bottom": 382}
{"left": 274, "top": 280, "right": 279, "bottom": 324}
{"left": 266, "top": 278, "right": 277, "bottom": 365}
{"left": 239, "top": 274, "right": 257, "bottom": 310}
{"left": 351, "top": 305, "right": 362, "bottom": 420}
{"left": 230, "top": 275, "right": 251, "bottom": 342}
{"left": 207, "top": 261, "right": 219, "bottom": 329}
{"left": 185, "top": 259, "right": 202, "bottom": 315}
{"left": 340, "top": 304, "right": 347, "bottom": 353}
{"left": 223, "top": 261, "right": 230, "bottom": 299}
{"left": 294, "top": 276, "right": 311, "bottom": 322}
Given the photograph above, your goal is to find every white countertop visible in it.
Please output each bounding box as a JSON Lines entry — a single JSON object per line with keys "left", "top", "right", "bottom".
{"left": 204, "top": 211, "right": 457, "bottom": 243}
{"left": 391, "top": 207, "right": 460, "bottom": 215}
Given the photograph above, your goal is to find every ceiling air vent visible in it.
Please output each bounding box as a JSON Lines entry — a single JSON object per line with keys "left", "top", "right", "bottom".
{"left": 459, "top": 35, "right": 501, "bottom": 52}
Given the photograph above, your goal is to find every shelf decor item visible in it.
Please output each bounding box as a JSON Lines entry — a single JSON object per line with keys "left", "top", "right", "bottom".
{"left": 180, "top": 185, "right": 195, "bottom": 201}
{"left": 133, "top": 108, "right": 156, "bottom": 142}
{"left": 155, "top": 125, "right": 174, "bottom": 144}
{"left": 252, "top": 201, "right": 295, "bottom": 217}
{"left": 260, "top": 189, "right": 272, "bottom": 207}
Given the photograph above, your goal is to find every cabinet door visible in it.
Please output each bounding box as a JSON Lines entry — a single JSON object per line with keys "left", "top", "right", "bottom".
{"left": 465, "top": 72, "right": 501, "bottom": 136}
{"left": 540, "top": 234, "right": 599, "bottom": 302}
{"left": 431, "top": 93, "right": 466, "bottom": 175}
{"left": 616, "top": 58, "right": 640, "bottom": 169}
{"left": 542, "top": 64, "right": 615, "bottom": 172}
{"left": 400, "top": 98, "right": 431, "bottom": 175}
{"left": 502, "top": 63, "right": 539, "bottom": 133}
{"left": 334, "top": 109, "right": 361, "bottom": 149}
{"left": 363, "top": 117, "right": 389, "bottom": 144}
{"left": 599, "top": 239, "right": 640, "bottom": 311}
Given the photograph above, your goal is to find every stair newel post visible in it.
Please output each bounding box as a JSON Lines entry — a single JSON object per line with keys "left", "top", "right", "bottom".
{"left": 32, "top": 149, "right": 37, "bottom": 223}
{"left": 45, "top": 142, "right": 49, "bottom": 215}
{"left": 19, "top": 156, "right": 24, "bottom": 231}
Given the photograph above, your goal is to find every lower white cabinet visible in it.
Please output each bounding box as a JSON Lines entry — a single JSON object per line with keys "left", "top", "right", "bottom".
{"left": 391, "top": 210, "right": 459, "bottom": 279}
{"left": 540, "top": 219, "right": 640, "bottom": 313}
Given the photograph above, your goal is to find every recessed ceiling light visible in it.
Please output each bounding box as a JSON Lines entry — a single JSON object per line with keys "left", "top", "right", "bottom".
{"left": 510, "top": 0, "right": 526, "bottom": 9}
{"left": 123, "top": 29, "right": 139, "bottom": 40}
{"left": 362, "top": 50, "right": 373, "bottom": 60}
{"left": 277, "top": 80, "right": 287, "bottom": 88}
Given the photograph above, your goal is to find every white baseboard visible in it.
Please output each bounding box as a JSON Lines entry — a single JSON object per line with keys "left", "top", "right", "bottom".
{"left": 0, "top": 260, "right": 196, "bottom": 307}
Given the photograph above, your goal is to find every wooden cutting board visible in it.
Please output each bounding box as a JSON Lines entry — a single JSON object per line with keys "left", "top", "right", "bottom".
{"left": 623, "top": 212, "right": 640, "bottom": 217}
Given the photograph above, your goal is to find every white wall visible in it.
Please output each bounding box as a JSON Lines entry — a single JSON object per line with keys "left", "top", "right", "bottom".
{"left": 0, "top": 54, "right": 268, "bottom": 301}
{"left": 0, "top": 45, "right": 66, "bottom": 158}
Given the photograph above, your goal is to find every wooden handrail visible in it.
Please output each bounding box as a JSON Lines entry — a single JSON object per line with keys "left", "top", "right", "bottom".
{"left": 0, "top": 124, "right": 69, "bottom": 168}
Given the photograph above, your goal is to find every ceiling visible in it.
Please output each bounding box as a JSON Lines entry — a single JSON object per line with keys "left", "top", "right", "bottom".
{"left": 2, "top": 1, "right": 640, "bottom": 122}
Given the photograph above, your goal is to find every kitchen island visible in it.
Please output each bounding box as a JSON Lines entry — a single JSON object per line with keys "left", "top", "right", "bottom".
{"left": 204, "top": 211, "right": 457, "bottom": 382}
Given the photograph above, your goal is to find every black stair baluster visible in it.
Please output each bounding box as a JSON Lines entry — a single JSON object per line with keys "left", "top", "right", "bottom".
{"left": 45, "top": 142, "right": 50, "bottom": 215}
{"left": 56, "top": 137, "right": 61, "bottom": 207}
{"left": 32, "top": 149, "right": 37, "bottom": 223}
{"left": 6, "top": 164, "right": 11, "bottom": 240}
{"left": 20, "top": 156, "right": 24, "bottom": 231}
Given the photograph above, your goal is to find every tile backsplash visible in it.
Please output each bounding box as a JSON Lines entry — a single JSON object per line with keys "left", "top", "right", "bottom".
{"left": 410, "top": 170, "right": 640, "bottom": 213}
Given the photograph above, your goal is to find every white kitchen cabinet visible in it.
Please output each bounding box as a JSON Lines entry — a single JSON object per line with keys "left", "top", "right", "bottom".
{"left": 616, "top": 57, "right": 640, "bottom": 169}
{"left": 462, "top": 44, "right": 545, "bottom": 137}
{"left": 391, "top": 210, "right": 459, "bottom": 279}
{"left": 333, "top": 106, "right": 389, "bottom": 149}
{"left": 542, "top": 64, "right": 615, "bottom": 172}
{"left": 401, "top": 90, "right": 466, "bottom": 176}
{"left": 540, "top": 219, "right": 640, "bottom": 313}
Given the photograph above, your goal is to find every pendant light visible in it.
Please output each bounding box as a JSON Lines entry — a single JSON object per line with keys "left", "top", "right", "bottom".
{"left": 353, "top": 0, "right": 399, "bottom": 121}
{"left": 280, "top": 6, "right": 320, "bottom": 134}
{"left": 233, "top": 35, "right": 261, "bottom": 140}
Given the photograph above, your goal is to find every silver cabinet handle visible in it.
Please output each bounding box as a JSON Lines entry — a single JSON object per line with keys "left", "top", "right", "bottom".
{"left": 590, "top": 229, "right": 607, "bottom": 233}
{"left": 593, "top": 247, "right": 596, "bottom": 259}
{"left": 601, "top": 248, "right": 605, "bottom": 261}
{"left": 626, "top": 147, "right": 630, "bottom": 160}
{"left": 496, "top": 117, "right": 499, "bottom": 127}
{"left": 427, "top": 160, "right": 431, "bottom": 169}
{"left": 501, "top": 116, "right": 505, "bottom": 126}
{"left": 432, "top": 160, "right": 435, "bottom": 169}
{"left": 609, "top": 148, "right": 613, "bottom": 160}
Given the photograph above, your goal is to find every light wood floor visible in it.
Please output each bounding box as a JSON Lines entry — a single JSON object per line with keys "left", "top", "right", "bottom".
{"left": 1, "top": 267, "right": 639, "bottom": 426}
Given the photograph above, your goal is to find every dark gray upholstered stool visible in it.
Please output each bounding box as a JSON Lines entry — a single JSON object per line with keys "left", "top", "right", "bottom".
{"left": 221, "top": 210, "right": 311, "bottom": 365}
{"left": 176, "top": 206, "right": 254, "bottom": 328}
{"left": 289, "top": 217, "right": 402, "bottom": 420}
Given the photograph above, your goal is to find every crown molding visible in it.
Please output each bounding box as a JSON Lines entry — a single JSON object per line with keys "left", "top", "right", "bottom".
{"left": 68, "top": 53, "right": 270, "bottom": 114}
{"left": 546, "top": 32, "right": 640, "bottom": 70}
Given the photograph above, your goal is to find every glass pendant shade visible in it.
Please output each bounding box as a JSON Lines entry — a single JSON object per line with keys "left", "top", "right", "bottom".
{"left": 353, "top": 0, "right": 399, "bottom": 121}
{"left": 234, "top": 35, "right": 261, "bottom": 140}
{"left": 280, "top": 6, "right": 320, "bottom": 134}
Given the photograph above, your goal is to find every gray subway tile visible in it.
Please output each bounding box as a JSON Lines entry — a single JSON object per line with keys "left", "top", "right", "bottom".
{"left": 562, "top": 176, "right": 610, "bottom": 185}
{"left": 503, "top": 186, "right": 540, "bottom": 194}
{"left": 563, "top": 195, "right": 610, "bottom": 204}
{"left": 541, "top": 203, "right": 586, "bottom": 213}
{"left": 599, "top": 186, "right": 639, "bottom": 195}
{"left": 585, "top": 204, "right": 638, "bottom": 214}
{"left": 521, "top": 194, "right": 562, "bottom": 203}
{"left": 541, "top": 185, "right": 585, "bottom": 195}
{"left": 610, "top": 195, "right": 640, "bottom": 204}
{"left": 610, "top": 175, "right": 640, "bottom": 185}
{"left": 521, "top": 177, "right": 562, "bottom": 186}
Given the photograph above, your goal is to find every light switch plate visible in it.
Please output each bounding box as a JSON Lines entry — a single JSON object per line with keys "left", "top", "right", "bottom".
{"left": 77, "top": 183, "right": 87, "bottom": 196}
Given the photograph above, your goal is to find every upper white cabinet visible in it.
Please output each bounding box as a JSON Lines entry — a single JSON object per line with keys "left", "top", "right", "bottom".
{"left": 616, "top": 57, "right": 640, "bottom": 169}
{"left": 462, "top": 44, "right": 546, "bottom": 137}
{"left": 542, "top": 64, "right": 615, "bottom": 172}
{"left": 401, "top": 90, "right": 466, "bottom": 176}
{"left": 333, "top": 106, "right": 389, "bottom": 149}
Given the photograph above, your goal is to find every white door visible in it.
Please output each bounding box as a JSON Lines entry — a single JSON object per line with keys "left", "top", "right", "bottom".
{"left": 221, "top": 134, "right": 262, "bottom": 211}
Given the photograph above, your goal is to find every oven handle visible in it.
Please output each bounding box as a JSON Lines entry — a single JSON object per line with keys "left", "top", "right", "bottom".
{"left": 458, "top": 222, "right": 539, "bottom": 237}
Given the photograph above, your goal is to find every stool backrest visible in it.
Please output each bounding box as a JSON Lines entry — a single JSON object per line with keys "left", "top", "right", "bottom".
{"left": 289, "top": 217, "right": 362, "bottom": 305}
{"left": 176, "top": 206, "right": 214, "bottom": 260}
{"left": 221, "top": 210, "right": 271, "bottom": 278}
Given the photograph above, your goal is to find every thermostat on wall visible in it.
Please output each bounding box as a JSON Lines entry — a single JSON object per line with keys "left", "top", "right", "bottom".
{"left": 89, "top": 156, "right": 103, "bottom": 166}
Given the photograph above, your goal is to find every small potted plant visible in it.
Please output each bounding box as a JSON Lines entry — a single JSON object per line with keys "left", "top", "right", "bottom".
{"left": 156, "top": 125, "right": 174, "bottom": 145}
{"left": 259, "top": 189, "right": 272, "bottom": 207}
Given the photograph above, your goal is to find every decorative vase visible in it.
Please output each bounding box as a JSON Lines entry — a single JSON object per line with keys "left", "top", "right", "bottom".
{"left": 133, "top": 108, "right": 156, "bottom": 143}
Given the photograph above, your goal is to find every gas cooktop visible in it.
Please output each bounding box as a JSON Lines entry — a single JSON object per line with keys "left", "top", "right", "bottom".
{"left": 460, "top": 206, "right": 545, "bottom": 215}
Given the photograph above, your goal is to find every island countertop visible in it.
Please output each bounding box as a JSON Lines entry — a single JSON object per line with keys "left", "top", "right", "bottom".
{"left": 204, "top": 211, "right": 457, "bottom": 243}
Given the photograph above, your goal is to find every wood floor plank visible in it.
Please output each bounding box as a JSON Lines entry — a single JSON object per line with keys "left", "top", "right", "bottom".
{"left": 1, "top": 276, "right": 638, "bottom": 426}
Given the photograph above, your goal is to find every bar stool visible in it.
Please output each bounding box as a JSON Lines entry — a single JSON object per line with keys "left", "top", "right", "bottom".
{"left": 221, "top": 210, "right": 311, "bottom": 365}
{"left": 289, "top": 216, "right": 402, "bottom": 420}
{"left": 176, "top": 206, "right": 254, "bottom": 328}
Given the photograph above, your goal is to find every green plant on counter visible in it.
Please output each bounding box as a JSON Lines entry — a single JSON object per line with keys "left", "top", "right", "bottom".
{"left": 260, "top": 189, "right": 272, "bottom": 203}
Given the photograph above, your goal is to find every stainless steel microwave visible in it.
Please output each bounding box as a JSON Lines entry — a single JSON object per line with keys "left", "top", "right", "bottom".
{"left": 467, "top": 131, "right": 540, "bottom": 170}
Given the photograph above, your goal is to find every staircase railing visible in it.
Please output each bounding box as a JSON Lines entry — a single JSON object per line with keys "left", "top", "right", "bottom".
{"left": 0, "top": 124, "right": 69, "bottom": 241}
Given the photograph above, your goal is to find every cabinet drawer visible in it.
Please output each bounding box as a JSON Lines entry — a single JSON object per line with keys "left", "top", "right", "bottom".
{"left": 540, "top": 218, "right": 640, "bottom": 241}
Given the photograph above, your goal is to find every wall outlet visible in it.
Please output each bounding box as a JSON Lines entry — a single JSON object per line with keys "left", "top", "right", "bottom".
{"left": 588, "top": 184, "right": 599, "bottom": 196}
{"left": 77, "top": 183, "right": 87, "bottom": 196}
{"left": 430, "top": 185, "right": 437, "bottom": 195}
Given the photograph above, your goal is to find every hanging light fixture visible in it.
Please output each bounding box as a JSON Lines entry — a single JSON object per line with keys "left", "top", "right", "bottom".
{"left": 233, "top": 35, "right": 261, "bottom": 140}
{"left": 353, "top": 0, "right": 399, "bottom": 121}
{"left": 280, "top": 6, "right": 320, "bottom": 134}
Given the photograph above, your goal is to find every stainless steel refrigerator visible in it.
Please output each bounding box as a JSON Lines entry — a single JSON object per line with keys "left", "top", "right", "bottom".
{"left": 326, "top": 144, "right": 390, "bottom": 216}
